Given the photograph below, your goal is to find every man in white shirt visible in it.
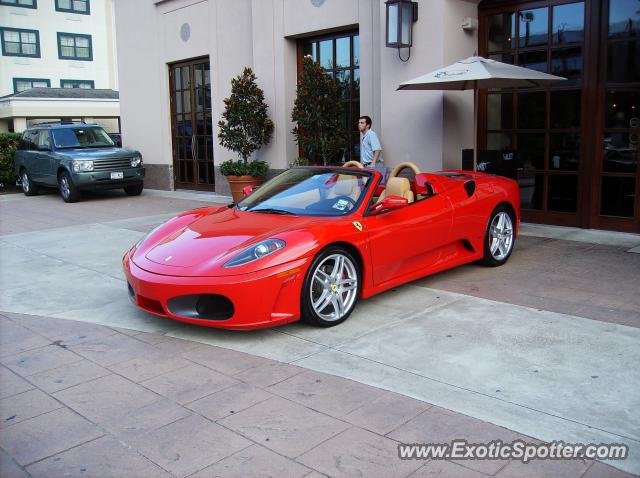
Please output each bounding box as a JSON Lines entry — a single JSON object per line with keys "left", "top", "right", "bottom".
{"left": 358, "top": 116, "right": 384, "bottom": 168}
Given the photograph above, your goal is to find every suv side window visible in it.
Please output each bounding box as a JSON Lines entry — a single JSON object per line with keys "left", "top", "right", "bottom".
{"left": 28, "top": 131, "right": 40, "bottom": 150}
{"left": 22, "top": 131, "right": 37, "bottom": 151}
{"left": 18, "top": 132, "right": 28, "bottom": 150}
{"left": 37, "top": 130, "right": 51, "bottom": 150}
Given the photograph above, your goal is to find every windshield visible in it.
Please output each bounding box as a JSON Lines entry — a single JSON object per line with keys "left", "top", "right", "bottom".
{"left": 52, "top": 127, "right": 115, "bottom": 149}
{"left": 237, "top": 168, "right": 372, "bottom": 216}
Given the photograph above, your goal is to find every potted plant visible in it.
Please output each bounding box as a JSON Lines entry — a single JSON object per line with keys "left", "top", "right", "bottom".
{"left": 218, "top": 67, "right": 274, "bottom": 202}
{"left": 291, "top": 56, "right": 347, "bottom": 166}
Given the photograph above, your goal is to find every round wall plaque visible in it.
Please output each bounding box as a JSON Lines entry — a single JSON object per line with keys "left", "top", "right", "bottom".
{"left": 180, "top": 23, "right": 191, "bottom": 42}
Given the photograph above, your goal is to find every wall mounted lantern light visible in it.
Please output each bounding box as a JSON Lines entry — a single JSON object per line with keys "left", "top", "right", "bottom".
{"left": 385, "top": 0, "right": 418, "bottom": 61}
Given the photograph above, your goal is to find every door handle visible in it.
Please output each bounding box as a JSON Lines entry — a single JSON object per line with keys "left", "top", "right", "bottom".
{"left": 191, "top": 135, "right": 196, "bottom": 161}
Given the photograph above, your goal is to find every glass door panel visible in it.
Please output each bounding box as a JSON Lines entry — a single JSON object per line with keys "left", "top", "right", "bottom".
{"left": 169, "top": 58, "right": 214, "bottom": 191}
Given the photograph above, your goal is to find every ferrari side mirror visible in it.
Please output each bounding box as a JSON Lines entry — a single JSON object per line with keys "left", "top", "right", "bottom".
{"left": 370, "top": 195, "right": 409, "bottom": 215}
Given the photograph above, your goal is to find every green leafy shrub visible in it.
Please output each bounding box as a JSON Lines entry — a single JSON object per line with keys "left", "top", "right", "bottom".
{"left": 291, "top": 56, "right": 347, "bottom": 166}
{"left": 0, "top": 133, "right": 21, "bottom": 190}
{"left": 217, "top": 67, "right": 273, "bottom": 176}
{"left": 219, "top": 159, "right": 268, "bottom": 177}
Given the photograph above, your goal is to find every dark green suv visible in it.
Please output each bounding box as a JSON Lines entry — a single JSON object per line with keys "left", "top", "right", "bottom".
{"left": 14, "top": 123, "right": 145, "bottom": 203}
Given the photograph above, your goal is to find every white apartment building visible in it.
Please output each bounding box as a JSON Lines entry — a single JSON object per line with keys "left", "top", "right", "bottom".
{"left": 0, "top": 0, "right": 120, "bottom": 132}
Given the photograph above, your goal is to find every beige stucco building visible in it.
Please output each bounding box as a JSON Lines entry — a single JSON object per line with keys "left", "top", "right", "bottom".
{"left": 114, "top": 0, "right": 639, "bottom": 232}
{"left": 114, "top": 0, "right": 478, "bottom": 192}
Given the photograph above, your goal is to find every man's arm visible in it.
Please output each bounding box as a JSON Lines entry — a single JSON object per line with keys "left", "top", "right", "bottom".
{"left": 370, "top": 131, "right": 382, "bottom": 167}
{"left": 372, "top": 150, "right": 380, "bottom": 167}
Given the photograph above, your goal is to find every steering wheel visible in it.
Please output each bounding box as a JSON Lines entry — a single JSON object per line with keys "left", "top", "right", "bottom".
{"left": 389, "top": 162, "right": 422, "bottom": 178}
{"left": 332, "top": 195, "right": 357, "bottom": 211}
{"left": 343, "top": 160, "right": 364, "bottom": 169}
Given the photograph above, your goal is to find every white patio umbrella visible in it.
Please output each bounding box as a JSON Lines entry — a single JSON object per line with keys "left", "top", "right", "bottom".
{"left": 397, "top": 56, "right": 566, "bottom": 169}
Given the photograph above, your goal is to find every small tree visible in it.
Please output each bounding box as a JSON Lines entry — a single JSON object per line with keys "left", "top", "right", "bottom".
{"left": 218, "top": 67, "right": 273, "bottom": 174}
{"left": 292, "top": 56, "right": 347, "bottom": 166}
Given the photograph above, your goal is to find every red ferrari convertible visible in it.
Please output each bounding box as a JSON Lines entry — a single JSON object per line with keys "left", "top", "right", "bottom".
{"left": 123, "top": 162, "right": 519, "bottom": 329}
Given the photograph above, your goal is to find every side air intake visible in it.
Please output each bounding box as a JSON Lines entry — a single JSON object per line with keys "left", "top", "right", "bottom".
{"left": 464, "top": 180, "right": 476, "bottom": 197}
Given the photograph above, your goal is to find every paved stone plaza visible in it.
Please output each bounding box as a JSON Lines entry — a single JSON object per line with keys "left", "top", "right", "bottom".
{"left": 1, "top": 189, "right": 639, "bottom": 477}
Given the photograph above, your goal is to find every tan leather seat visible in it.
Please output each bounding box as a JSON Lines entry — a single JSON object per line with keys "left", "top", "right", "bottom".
{"left": 329, "top": 174, "right": 359, "bottom": 200}
{"left": 378, "top": 177, "right": 414, "bottom": 203}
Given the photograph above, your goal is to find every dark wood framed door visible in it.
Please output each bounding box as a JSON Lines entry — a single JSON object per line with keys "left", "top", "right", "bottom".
{"left": 478, "top": 0, "right": 639, "bottom": 232}
{"left": 169, "top": 57, "right": 214, "bottom": 191}
{"left": 588, "top": 0, "right": 640, "bottom": 232}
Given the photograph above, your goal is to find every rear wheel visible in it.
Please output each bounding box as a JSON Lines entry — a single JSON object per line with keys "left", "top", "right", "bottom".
{"left": 482, "top": 205, "right": 515, "bottom": 267}
{"left": 124, "top": 183, "right": 144, "bottom": 196}
{"left": 301, "top": 246, "right": 360, "bottom": 327}
{"left": 58, "top": 171, "right": 80, "bottom": 203}
{"left": 20, "top": 169, "right": 38, "bottom": 196}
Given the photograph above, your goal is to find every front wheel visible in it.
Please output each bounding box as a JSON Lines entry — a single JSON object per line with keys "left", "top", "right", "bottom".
{"left": 482, "top": 205, "right": 515, "bottom": 267}
{"left": 58, "top": 171, "right": 80, "bottom": 203}
{"left": 20, "top": 169, "right": 38, "bottom": 196}
{"left": 301, "top": 246, "right": 360, "bottom": 327}
{"left": 124, "top": 183, "right": 143, "bottom": 196}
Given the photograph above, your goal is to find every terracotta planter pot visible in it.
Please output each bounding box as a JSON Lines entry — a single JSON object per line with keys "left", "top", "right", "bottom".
{"left": 226, "top": 175, "right": 265, "bottom": 203}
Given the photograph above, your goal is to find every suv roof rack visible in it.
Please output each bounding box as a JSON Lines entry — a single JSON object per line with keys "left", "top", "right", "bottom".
{"left": 30, "top": 120, "right": 97, "bottom": 128}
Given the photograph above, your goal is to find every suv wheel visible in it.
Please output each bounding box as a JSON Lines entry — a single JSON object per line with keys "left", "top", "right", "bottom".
{"left": 20, "top": 169, "right": 38, "bottom": 196}
{"left": 124, "top": 183, "right": 143, "bottom": 196}
{"left": 58, "top": 171, "right": 80, "bottom": 203}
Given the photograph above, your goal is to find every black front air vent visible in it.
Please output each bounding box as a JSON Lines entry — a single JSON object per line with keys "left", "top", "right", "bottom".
{"left": 167, "top": 294, "right": 234, "bottom": 321}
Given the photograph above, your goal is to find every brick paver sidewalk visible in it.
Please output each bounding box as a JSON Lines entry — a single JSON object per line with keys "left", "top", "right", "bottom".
{"left": 0, "top": 312, "right": 634, "bottom": 478}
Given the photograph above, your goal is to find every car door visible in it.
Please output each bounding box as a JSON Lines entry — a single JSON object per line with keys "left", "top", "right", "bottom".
{"left": 364, "top": 195, "right": 454, "bottom": 286}
{"left": 28, "top": 130, "right": 45, "bottom": 182}
{"left": 34, "top": 130, "right": 57, "bottom": 185}
{"left": 20, "top": 131, "right": 40, "bottom": 180}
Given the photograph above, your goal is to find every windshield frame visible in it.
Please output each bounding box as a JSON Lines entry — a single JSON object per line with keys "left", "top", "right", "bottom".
{"left": 237, "top": 166, "right": 376, "bottom": 217}
{"left": 51, "top": 126, "right": 116, "bottom": 149}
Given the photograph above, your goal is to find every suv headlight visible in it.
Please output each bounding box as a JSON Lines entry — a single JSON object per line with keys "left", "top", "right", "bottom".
{"left": 72, "top": 160, "right": 94, "bottom": 172}
{"left": 223, "top": 239, "right": 286, "bottom": 268}
{"left": 131, "top": 154, "right": 143, "bottom": 168}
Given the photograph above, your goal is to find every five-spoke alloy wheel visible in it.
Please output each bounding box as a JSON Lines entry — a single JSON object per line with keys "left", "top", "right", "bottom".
{"left": 482, "top": 205, "right": 515, "bottom": 266}
{"left": 301, "top": 246, "right": 360, "bottom": 327}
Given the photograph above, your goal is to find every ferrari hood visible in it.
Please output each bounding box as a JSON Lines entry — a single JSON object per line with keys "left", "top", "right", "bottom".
{"left": 143, "top": 206, "right": 315, "bottom": 268}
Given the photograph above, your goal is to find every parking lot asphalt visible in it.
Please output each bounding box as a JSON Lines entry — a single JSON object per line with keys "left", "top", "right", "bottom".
{"left": 1, "top": 189, "right": 639, "bottom": 477}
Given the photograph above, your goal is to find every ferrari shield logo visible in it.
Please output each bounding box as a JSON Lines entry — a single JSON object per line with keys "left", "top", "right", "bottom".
{"left": 352, "top": 221, "right": 363, "bottom": 232}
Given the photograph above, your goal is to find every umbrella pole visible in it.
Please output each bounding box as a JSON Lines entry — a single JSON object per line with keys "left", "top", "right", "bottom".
{"left": 473, "top": 86, "right": 478, "bottom": 171}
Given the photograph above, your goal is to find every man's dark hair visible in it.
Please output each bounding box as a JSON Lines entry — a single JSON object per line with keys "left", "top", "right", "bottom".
{"left": 359, "top": 115, "right": 372, "bottom": 128}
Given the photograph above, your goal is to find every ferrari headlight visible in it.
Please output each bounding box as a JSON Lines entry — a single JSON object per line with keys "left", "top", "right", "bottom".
{"left": 72, "top": 160, "right": 94, "bottom": 172}
{"left": 131, "top": 154, "right": 143, "bottom": 167}
{"left": 223, "top": 239, "right": 286, "bottom": 268}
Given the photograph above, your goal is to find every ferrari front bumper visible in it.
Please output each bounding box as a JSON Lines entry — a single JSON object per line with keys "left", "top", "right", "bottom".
{"left": 123, "top": 251, "right": 310, "bottom": 330}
